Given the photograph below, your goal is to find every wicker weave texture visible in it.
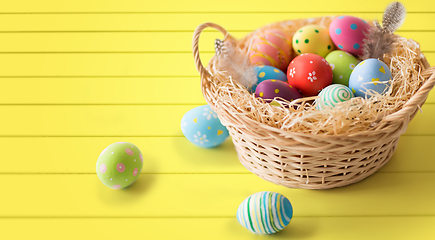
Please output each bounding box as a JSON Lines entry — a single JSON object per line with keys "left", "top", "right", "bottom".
{"left": 192, "top": 18, "right": 435, "bottom": 189}
{"left": 230, "top": 125, "right": 399, "bottom": 189}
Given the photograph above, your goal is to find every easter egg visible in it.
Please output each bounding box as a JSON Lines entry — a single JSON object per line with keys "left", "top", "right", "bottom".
{"left": 249, "top": 29, "right": 293, "bottom": 72}
{"left": 255, "top": 80, "right": 302, "bottom": 103}
{"left": 237, "top": 191, "right": 293, "bottom": 234}
{"left": 349, "top": 58, "right": 392, "bottom": 98}
{"left": 329, "top": 16, "right": 370, "bottom": 56}
{"left": 250, "top": 65, "right": 287, "bottom": 92}
{"left": 96, "top": 142, "right": 143, "bottom": 189}
{"left": 292, "top": 24, "right": 334, "bottom": 57}
{"left": 287, "top": 53, "right": 333, "bottom": 96}
{"left": 325, "top": 50, "right": 360, "bottom": 86}
{"left": 180, "top": 105, "right": 229, "bottom": 148}
{"left": 316, "top": 84, "right": 354, "bottom": 110}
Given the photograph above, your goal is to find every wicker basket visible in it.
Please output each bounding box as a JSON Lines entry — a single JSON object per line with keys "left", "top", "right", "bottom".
{"left": 192, "top": 17, "right": 435, "bottom": 189}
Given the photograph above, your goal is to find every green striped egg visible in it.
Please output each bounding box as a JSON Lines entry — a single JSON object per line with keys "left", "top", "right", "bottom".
{"left": 236, "top": 191, "right": 293, "bottom": 234}
{"left": 316, "top": 84, "right": 354, "bottom": 110}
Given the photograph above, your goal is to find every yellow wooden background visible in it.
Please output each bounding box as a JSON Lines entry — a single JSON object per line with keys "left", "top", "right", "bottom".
{"left": 0, "top": 0, "right": 434, "bottom": 239}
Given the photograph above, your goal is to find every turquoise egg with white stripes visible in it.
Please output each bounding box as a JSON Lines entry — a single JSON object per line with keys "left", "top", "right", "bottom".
{"left": 316, "top": 84, "right": 354, "bottom": 110}
{"left": 236, "top": 191, "right": 293, "bottom": 234}
{"left": 180, "top": 105, "right": 229, "bottom": 148}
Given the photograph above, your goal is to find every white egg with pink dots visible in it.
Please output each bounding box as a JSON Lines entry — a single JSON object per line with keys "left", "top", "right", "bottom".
{"left": 96, "top": 142, "right": 143, "bottom": 189}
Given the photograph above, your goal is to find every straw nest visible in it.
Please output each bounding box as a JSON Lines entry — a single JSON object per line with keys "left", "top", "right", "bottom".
{"left": 192, "top": 17, "right": 435, "bottom": 189}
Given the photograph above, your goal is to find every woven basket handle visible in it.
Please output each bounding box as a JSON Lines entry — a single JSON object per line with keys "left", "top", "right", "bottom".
{"left": 384, "top": 66, "right": 435, "bottom": 122}
{"left": 192, "top": 22, "right": 231, "bottom": 79}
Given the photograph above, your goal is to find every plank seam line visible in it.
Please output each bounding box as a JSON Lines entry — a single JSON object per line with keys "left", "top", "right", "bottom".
{"left": 0, "top": 11, "right": 433, "bottom": 14}
{"left": 0, "top": 51, "right": 206, "bottom": 54}
{"left": 0, "top": 50, "right": 432, "bottom": 54}
{"left": 0, "top": 172, "right": 433, "bottom": 175}
{"left": 0, "top": 30, "right": 433, "bottom": 33}
{"left": 0, "top": 75, "right": 435, "bottom": 80}
{"left": 0, "top": 172, "right": 252, "bottom": 175}
{"left": 0, "top": 134, "right": 431, "bottom": 137}
{"left": 0, "top": 215, "right": 434, "bottom": 219}
{"left": 0, "top": 76, "right": 200, "bottom": 78}
{"left": 0, "top": 103, "right": 205, "bottom": 106}
{"left": 0, "top": 135, "right": 186, "bottom": 137}
{"left": 0, "top": 103, "right": 432, "bottom": 106}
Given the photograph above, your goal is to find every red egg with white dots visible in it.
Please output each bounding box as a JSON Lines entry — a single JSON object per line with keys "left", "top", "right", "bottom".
{"left": 287, "top": 53, "right": 333, "bottom": 96}
{"left": 255, "top": 80, "right": 302, "bottom": 103}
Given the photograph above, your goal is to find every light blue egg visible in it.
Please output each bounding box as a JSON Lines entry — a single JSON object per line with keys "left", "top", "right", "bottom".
{"left": 250, "top": 65, "right": 287, "bottom": 93}
{"left": 349, "top": 58, "right": 392, "bottom": 98}
{"left": 180, "top": 105, "right": 229, "bottom": 148}
{"left": 237, "top": 191, "right": 293, "bottom": 234}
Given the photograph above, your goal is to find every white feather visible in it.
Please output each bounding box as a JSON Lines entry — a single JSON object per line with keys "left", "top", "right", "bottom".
{"left": 382, "top": 2, "right": 406, "bottom": 33}
{"left": 216, "top": 42, "right": 258, "bottom": 90}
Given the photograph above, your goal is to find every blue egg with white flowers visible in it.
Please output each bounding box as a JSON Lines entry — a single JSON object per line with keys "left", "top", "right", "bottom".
{"left": 250, "top": 65, "right": 287, "bottom": 93}
{"left": 349, "top": 58, "right": 392, "bottom": 98}
{"left": 180, "top": 105, "right": 229, "bottom": 148}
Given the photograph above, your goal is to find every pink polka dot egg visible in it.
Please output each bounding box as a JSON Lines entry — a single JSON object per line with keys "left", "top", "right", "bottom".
{"left": 329, "top": 16, "right": 370, "bottom": 56}
{"left": 96, "top": 142, "right": 143, "bottom": 189}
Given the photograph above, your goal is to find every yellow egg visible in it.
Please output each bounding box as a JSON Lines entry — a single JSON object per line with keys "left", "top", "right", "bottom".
{"left": 292, "top": 24, "right": 334, "bottom": 58}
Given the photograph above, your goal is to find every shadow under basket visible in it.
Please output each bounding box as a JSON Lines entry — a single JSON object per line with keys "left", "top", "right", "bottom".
{"left": 192, "top": 17, "right": 435, "bottom": 189}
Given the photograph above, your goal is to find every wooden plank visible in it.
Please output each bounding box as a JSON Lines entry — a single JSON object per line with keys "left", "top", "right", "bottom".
{"left": 0, "top": 173, "right": 434, "bottom": 217}
{"left": 0, "top": 77, "right": 434, "bottom": 104}
{"left": 0, "top": 105, "right": 198, "bottom": 136}
{"left": 0, "top": 53, "right": 207, "bottom": 76}
{"left": 0, "top": 31, "right": 434, "bottom": 52}
{"left": 0, "top": 78, "right": 206, "bottom": 104}
{"left": 383, "top": 136, "right": 435, "bottom": 172}
{"left": 0, "top": 104, "right": 432, "bottom": 136}
{"left": 0, "top": 0, "right": 433, "bottom": 13}
{"left": 427, "top": 89, "right": 435, "bottom": 104}
{"left": 0, "top": 136, "right": 433, "bottom": 174}
{"left": 0, "top": 13, "right": 434, "bottom": 32}
{"left": 0, "top": 53, "right": 432, "bottom": 76}
{"left": 405, "top": 104, "right": 435, "bottom": 135}
{"left": 0, "top": 217, "right": 434, "bottom": 240}
{"left": 0, "top": 32, "right": 224, "bottom": 53}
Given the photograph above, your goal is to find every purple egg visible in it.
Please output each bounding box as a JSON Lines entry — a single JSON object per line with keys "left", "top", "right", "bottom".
{"left": 255, "top": 80, "right": 302, "bottom": 103}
